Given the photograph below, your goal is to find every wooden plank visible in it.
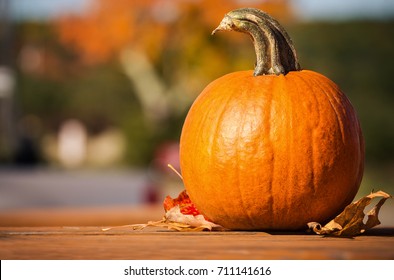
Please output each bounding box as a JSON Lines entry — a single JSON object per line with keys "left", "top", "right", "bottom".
{"left": 0, "top": 205, "right": 164, "bottom": 227}
{"left": 1, "top": 201, "right": 393, "bottom": 228}
{"left": 0, "top": 226, "right": 393, "bottom": 260}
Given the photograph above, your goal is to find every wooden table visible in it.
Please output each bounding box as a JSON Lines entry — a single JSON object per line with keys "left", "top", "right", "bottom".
{"left": 1, "top": 203, "right": 393, "bottom": 260}
{"left": 1, "top": 226, "right": 393, "bottom": 260}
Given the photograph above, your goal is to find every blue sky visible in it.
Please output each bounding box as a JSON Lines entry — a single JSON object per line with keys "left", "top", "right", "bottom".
{"left": 292, "top": 0, "right": 394, "bottom": 20}
{"left": 8, "top": 0, "right": 394, "bottom": 21}
{"left": 9, "top": 0, "right": 91, "bottom": 20}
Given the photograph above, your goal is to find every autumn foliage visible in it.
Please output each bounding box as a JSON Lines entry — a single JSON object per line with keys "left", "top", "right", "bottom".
{"left": 56, "top": 0, "right": 294, "bottom": 64}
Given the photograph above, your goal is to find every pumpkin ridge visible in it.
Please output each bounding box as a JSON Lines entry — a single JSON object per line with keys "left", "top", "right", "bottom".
{"left": 292, "top": 72, "right": 322, "bottom": 196}
{"left": 182, "top": 86, "right": 216, "bottom": 194}
{"left": 189, "top": 96, "right": 210, "bottom": 174}
{"left": 305, "top": 73, "right": 343, "bottom": 205}
{"left": 308, "top": 71, "right": 345, "bottom": 110}
{"left": 180, "top": 78, "right": 226, "bottom": 219}
{"left": 307, "top": 76, "right": 320, "bottom": 196}
{"left": 207, "top": 74, "right": 244, "bottom": 222}
{"left": 301, "top": 71, "right": 359, "bottom": 219}
{"left": 311, "top": 73, "right": 346, "bottom": 144}
{"left": 327, "top": 85, "right": 356, "bottom": 142}
{"left": 267, "top": 78, "right": 277, "bottom": 228}
{"left": 308, "top": 71, "right": 347, "bottom": 143}
{"left": 283, "top": 74, "right": 294, "bottom": 223}
{"left": 253, "top": 77, "right": 276, "bottom": 228}
{"left": 234, "top": 93, "right": 256, "bottom": 229}
{"left": 287, "top": 73, "right": 314, "bottom": 224}
{"left": 309, "top": 72, "right": 364, "bottom": 211}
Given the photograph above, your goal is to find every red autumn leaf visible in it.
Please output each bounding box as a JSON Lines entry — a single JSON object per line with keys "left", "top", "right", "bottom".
{"left": 163, "top": 190, "right": 202, "bottom": 217}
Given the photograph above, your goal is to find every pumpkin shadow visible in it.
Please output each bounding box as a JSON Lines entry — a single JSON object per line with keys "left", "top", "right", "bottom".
{"left": 363, "top": 227, "right": 394, "bottom": 237}
{"left": 262, "top": 226, "right": 394, "bottom": 238}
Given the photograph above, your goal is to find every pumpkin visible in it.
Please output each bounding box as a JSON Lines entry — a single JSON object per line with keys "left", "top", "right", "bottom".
{"left": 179, "top": 8, "right": 364, "bottom": 230}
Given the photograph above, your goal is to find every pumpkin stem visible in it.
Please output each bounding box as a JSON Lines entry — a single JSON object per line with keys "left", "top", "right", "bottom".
{"left": 212, "top": 8, "right": 300, "bottom": 76}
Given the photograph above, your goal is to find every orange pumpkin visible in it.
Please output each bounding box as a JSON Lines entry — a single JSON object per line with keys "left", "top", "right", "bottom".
{"left": 179, "top": 8, "right": 364, "bottom": 230}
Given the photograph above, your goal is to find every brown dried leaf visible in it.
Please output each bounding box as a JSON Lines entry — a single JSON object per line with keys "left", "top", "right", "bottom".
{"left": 103, "top": 205, "right": 227, "bottom": 232}
{"left": 308, "top": 190, "right": 392, "bottom": 237}
{"left": 165, "top": 205, "right": 223, "bottom": 229}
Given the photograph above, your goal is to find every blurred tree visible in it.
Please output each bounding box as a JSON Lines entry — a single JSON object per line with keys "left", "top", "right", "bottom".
{"left": 7, "top": 1, "right": 394, "bottom": 191}
{"left": 55, "top": 0, "right": 294, "bottom": 126}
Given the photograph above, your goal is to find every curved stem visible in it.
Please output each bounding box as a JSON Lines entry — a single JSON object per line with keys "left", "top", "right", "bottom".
{"left": 212, "top": 8, "right": 300, "bottom": 76}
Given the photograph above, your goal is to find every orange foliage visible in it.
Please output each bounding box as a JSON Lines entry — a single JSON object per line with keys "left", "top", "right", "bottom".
{"left": 55, "top": 0, "right": 294, "bottom": 64}
{"left": 198, "top": 0, "right": 293, "bottom": 26}
{"left": 56, "top": 0, "right": 168, "bottom": 63}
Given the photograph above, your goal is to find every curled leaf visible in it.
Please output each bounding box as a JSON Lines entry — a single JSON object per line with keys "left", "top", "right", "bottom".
{"left": 111, "top": 206, "right": 226, "bottom": 232}
{"left": 163, "top": 190, "right": 202, "bottom": 216}
{"left": 308, "top": 190, "right": 392, "bottom": 237}
{"left": 164, "top": 205, "right": 225, "bottom": 231}
{"left": 104, "top": 190, "right": 226, "bottom": 232}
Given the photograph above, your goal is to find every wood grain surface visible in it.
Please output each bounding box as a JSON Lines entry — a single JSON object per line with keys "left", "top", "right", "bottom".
{"left": 1, "top": 226, "right": 393, "bottom": 260}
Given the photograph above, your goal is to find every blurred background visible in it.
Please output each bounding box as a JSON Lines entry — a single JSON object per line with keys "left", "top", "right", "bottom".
{"left": 0, "top": 0, "right": 393, "bottom": 226}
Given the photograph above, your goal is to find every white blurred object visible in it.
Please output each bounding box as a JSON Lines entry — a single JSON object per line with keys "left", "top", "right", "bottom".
{"left": 86, "top": 128, "right": 126, "bottom": 167}
{"left": 57, "top": 119, "right": 87, "bottom": 168}
{"left": 0, "top": 66, "right": 14, "bottom": 98}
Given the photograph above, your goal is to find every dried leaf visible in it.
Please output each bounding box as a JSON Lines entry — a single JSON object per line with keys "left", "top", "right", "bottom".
{"left": 103, "top": 188, "right": 226, "bottom": 232}
{"left": 103, "top": 206, "right": 226, "bottom": 232}
{"left": 163, "top": 190, "right": 202, "bottom": 216}
{"left": 164, "top": 205, "right": 225, "bottom": 230}
{"left": 308, "top": 190, "right": 392, "bottom": 237}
